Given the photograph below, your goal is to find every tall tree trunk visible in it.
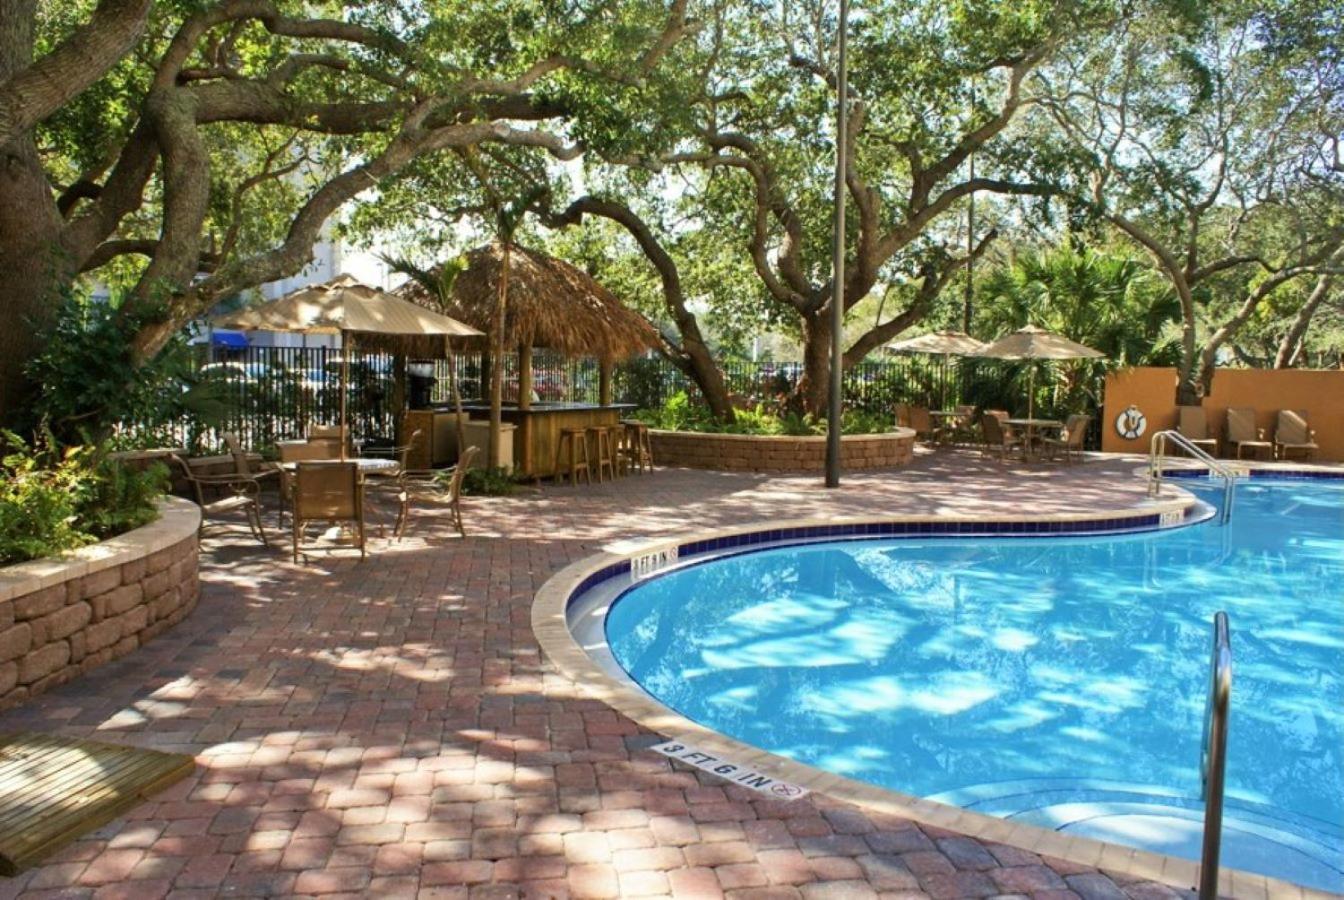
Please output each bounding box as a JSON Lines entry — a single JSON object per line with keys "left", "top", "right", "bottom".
{"left": 488, "top": 243, "right": 508, "bottom": 468}
{"left": 1174, "top": 292, "right": 1201, "bottom": 406}
{"left": 545, "top": 197, "right": 736, "bottom": 422}
{"left": 0, "top": 139, "right": 65, "bottom": 424}
{"left": 669, "top": 328, "right": 734, "bottom": 421}
{"left": 1275, "top": 274, "right": 1332, "bottom": 369}
{"left": 0, "top": 0, "right": 68, "bottom": 423}
{"left": 797, "top": 312, "right": 832, "bottom": 418}
{"left": 450, "top": 354, "right": 467, "bottom": 457}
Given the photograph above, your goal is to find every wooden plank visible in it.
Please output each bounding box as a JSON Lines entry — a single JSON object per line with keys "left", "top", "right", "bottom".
{"left": 0, "top": 749, "right": 160, "bottom": 836}
{"left": 1, "top": 741, "right": 193, "bottom": 867}
{"left": 0, "top": 733, "right": 195, "bottom": 875}
{"left": 0, "top": 750, "right": 151, "bottom": 831}
{"left": 0, "top": 741, "right": 151, "bottom": 825}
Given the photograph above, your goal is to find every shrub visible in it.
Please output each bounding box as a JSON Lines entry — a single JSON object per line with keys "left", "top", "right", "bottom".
{"left": 0, "top": 432, "right": 167, "bottom": 566}
{"left": 633, "top": 393, "right": 895, "bottom": 436}
{"left": 615, "top": 357, "right": 677, "bottom": 411}
{"left": 455, "top": 466, "right": 519, "bottom": 496}
{"left": 0, "top": 448, "right": 87, "bottom": 565}
{"left": 24, "top": 291, "right": 227, "bottom": 447}
{"left": 71, "top": 451, "right": 169, "bottom": 539}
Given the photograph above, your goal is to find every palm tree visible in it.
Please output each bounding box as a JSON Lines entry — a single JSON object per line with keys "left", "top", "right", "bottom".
{"left": 976, "top": 243, "right": 1182, "bottom": 414}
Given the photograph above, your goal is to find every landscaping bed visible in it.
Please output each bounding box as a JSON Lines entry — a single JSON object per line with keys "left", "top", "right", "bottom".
{"left": 0, "top": 498, "right": 200, "bottom": 710}
{"left": 649, "top": 428, "right": 917, "bottom": 472}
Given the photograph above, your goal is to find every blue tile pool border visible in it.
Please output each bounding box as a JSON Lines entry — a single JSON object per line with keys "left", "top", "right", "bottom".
{"left": 1163, "top": 467, "right": 1344, "bottom": 481}
{"left": 565, "top": 504, "right": 1210, "bottom": 612}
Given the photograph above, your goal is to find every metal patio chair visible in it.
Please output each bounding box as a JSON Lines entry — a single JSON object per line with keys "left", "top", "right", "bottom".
{"left": 292, "top": 461, "right": 365, "bottom": 562}
{"left": 170, "top": 454, "right": 268, "bottom": 545}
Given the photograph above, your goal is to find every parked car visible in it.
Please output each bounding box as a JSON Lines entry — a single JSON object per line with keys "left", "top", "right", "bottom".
{"left": 199, "top": 361, "right": 251, "bottom": 380}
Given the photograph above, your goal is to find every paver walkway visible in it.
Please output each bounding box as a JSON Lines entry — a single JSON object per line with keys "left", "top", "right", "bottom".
{"left": 0, "top": 451, "right": 1205, "bottom": 900}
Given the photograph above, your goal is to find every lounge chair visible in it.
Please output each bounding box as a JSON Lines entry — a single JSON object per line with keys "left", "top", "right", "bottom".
{"left": 1275, "top": 410, "right": 1319, "bottom": 460}
{"left": 393, "top": 446, "right": 479, "bottom": 539}
{"left": 980, "top": 413, "right": 1023, "bottom": 461}
{"left": 1226, "top": 408, "right": 1273, "bottom": 460}
{"left": 1042, "top": 414, "right": 1090, "bottom": 464}
{"left": 170, "top": 454, "right": 268, "bottom": 545}
{"left": 292, "top": 461, "right": 365, "bottom": 562}
{"left": 1176, "top": 407, "right": 1219, "bottom": 457}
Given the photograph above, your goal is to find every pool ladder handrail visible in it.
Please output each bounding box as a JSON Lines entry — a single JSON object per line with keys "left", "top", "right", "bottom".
{"left": 1198, "top": 611, "right": 1232, "bottom": 900}
{"left": 1148, "top": 430, "right": 1236, "bottom": 524}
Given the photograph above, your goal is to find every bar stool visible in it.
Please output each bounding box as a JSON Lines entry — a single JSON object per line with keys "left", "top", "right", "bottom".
{"left": 554, "top": 428, "right": 592, "bottom": 485}
{"left": 607, "top": 425, "right": 629, "bottom": 477}
{"left": 623, "top": 422, "right": 654, "bottom": 474}
{"left": 586, "top": 426, "right": 617, "bottom": 482}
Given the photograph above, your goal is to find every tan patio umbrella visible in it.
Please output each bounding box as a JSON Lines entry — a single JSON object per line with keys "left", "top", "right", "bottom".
{"left": 886, "top": 330, "right": 986, "bottom": 356}
{"left": 886, "top": 331, "right": 986, "bottom": 409}
{"left": 214, "top": 274, "right": 482, "bottom": 457}
{"left": 971, "top": 325, "right": 1104, "bottom": 419}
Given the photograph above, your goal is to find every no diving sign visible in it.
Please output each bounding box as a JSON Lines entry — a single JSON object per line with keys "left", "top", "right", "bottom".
{"left": 650, "top": 741, "right": 809, "bottom": 799}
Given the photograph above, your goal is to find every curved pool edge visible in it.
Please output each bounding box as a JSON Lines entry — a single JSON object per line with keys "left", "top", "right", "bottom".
{"left": 530, "top": 488, "right": 1309, "bottom": 900}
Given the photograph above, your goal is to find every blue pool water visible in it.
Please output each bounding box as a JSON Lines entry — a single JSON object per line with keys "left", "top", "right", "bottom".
{"left": 605, "top": 479, "right": 1344, "bottom": 889}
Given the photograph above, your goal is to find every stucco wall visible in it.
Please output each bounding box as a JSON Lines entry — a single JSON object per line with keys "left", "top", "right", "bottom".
{"left": 648, "top": 429, "right": 917, "bottom": 472}
{"left": 0, "top": 497, "right": 202, "bottom": 710}
{"left": 1103, "top": 367, "right": 1344, "bottom": 460}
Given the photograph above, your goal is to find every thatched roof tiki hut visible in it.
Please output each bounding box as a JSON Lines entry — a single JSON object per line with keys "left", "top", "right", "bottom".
{"left": 399, "top": 242, "right": 659, "bottom": 473}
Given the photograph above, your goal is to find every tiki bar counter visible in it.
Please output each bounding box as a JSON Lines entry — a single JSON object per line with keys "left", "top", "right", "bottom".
{"left": 405, "top": 402, "right": 635, "bottom": 478}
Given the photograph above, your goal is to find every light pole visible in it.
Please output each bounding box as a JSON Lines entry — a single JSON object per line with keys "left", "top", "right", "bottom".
{"left": 825, "top": 0, "right": 850, "bottom": 488}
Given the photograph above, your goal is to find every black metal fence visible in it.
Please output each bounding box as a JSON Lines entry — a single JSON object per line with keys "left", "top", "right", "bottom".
{"left": 128, "top": 345, "right": 1104, "bottom": 452}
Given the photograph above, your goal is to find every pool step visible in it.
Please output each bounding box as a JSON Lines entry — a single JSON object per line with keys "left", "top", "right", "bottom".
{"left": 929, "top": 779, "right": 1343, "bottom": 893}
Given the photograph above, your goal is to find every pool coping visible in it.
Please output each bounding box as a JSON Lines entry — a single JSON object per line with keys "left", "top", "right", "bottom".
{"left": 1148, "top": 459, "right": 1344, "bottom": 481}
{"left": 532, "top": 483, "right": 1337, "bottom": 900}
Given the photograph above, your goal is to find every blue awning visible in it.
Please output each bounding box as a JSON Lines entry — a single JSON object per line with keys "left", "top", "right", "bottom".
{"left": 211, "top": 331, "right": 249, "bottom": 348}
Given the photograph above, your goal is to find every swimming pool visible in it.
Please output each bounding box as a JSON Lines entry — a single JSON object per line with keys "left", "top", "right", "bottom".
{"left": 603, "top": 478, "right": 1344, "bottom": 891}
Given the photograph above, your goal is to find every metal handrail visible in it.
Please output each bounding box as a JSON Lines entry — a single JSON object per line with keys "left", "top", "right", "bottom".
{"left": 1149, "top": 430, "right": 1237, "bottom": 524}
{"left": 1198, "top": 611, "right": 1232, "bottom": 900}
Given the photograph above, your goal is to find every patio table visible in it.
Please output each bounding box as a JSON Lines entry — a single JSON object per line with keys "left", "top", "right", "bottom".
{"left": 1006, "top": 417, "right": 1064, "bottom": 460}
{"left": 276, "top": 457, "right": 398, "bottom": 474}
{"left": 929, "top": 409, "right": 972, "bottom": 444}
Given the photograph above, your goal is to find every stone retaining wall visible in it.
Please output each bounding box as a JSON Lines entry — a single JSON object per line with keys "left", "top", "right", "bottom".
{"left": 0, "top": 498, "right": 201, "bottom": 710}
{"left": 649, "top": 428, "right": 917, "bottom": 472}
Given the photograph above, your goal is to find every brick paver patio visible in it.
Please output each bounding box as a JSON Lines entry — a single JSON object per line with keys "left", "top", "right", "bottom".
{"left": 0, "top": 450, "right": 1206, "bottom": 899}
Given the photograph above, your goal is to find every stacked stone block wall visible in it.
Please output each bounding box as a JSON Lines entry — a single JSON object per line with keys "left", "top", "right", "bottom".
{"left": 648, "top": 429, "right": 917, "bottom": 472}
{"left": 0, "top": 499, "right": 201, "bottom": 710}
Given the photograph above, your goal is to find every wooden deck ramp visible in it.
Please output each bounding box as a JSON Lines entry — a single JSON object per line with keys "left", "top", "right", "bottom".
{"left": 0, "top": 732, "right": 195, "bottom": 875}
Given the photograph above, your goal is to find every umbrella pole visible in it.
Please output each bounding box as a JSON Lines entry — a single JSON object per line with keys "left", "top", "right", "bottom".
{"left": 340, "top": 330, "right": 349, "bottom": 460}
{"left": 940, "top": 355, "right": 948, "bottom": 411}
{"left": 1027, "top": 364, "right": 1035, "bottom": 421}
